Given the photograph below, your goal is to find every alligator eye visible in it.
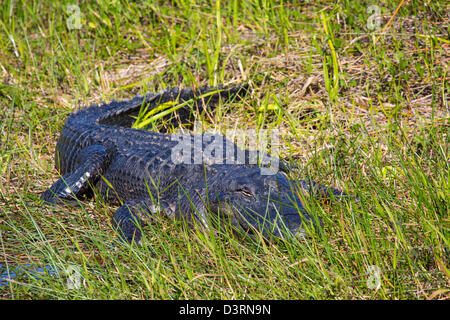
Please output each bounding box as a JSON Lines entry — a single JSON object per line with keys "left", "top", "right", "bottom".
{"left": 237, "top": 188, "right": 254, "bottom": 197}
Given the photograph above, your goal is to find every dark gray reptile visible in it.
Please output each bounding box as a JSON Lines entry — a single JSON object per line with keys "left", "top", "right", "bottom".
{"left": 41, "top": 84, "right": 344, "bottom": 243}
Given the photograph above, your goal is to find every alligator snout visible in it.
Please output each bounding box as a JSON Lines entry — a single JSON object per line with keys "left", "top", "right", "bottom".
{"left": 231, "top": 197, "right": 322, "bottom": 240}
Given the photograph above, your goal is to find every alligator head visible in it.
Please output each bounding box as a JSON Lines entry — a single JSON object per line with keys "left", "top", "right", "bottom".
{"left": 207, "top": 166, "right": 322, "bottom": 239}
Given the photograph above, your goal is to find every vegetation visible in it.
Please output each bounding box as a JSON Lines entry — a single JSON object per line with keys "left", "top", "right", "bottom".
{"left": 0, "top": 0, "right": 448, "bottom": 299}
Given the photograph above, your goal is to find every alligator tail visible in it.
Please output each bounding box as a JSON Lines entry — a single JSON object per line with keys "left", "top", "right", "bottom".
{"left": 142, "top": 84, "right": 249, "bottom": 127}
{"left": 94, "top": 84, "right": 249, "bottom": 129}
{"left": 178, "top": 83, "right": 249, "bottom": 108}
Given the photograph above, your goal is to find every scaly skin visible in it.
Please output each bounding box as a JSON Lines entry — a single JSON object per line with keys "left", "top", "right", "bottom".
{"left": 41, "top": 85, "right": 345, "bottom": 243}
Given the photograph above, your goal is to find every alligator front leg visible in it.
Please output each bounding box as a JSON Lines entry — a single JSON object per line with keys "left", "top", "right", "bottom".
{"left": 41, "top": 144, "right": 111, "bottom": 205}
{"left": 112, "top": 197, "right": 180, "bottom": 244}
{"left": 111, "top": 191, "right": 205, "bottom": 244}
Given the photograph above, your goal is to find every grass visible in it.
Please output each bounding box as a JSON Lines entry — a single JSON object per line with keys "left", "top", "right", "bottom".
{"left": 0, "top": 0, "right": 448, "bottom": 299}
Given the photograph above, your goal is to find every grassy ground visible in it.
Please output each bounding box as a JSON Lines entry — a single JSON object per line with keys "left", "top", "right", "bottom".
{"left": 0, "top": 0, "right": 448, "bottom": 299}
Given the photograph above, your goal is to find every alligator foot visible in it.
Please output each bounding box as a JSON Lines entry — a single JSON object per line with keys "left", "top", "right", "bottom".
{"left": 111, "top": 194, "right": 188, "bottom": 244}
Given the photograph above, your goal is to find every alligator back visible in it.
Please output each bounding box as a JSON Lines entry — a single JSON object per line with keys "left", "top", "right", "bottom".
{"left": 55, "top": 85, "right": 247, "bottom": 175}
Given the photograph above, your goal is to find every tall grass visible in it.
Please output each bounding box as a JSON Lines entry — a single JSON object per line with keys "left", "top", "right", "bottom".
{"left": 0, "top": 0, "right": 448, "bottom": 299}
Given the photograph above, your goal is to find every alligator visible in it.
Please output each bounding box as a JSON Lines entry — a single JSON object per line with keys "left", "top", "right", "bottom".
{"left": 41, "top": 84, "right": 345, "bottom": 244}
